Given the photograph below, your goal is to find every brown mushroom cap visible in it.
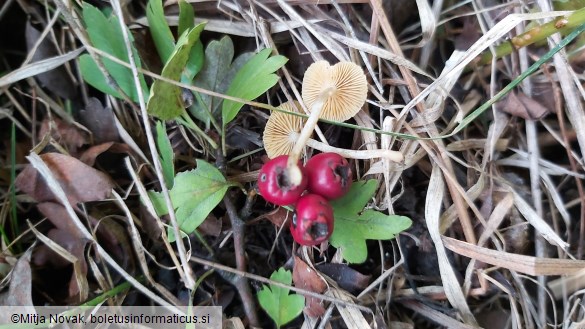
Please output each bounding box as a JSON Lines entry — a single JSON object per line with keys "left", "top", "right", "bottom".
{"left": 263, "top": 101, "right": 307, "bottom": 159}
{"left": 301, "top": 61, "right": 368, "bottom": 122}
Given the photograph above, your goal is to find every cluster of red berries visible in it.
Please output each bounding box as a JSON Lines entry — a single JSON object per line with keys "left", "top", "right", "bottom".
{"left": 258, "top": 153, "right": 352, "bottom": 246}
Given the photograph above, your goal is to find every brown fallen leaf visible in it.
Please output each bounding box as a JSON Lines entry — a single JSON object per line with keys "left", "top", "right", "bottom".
{"left": 260, "top": 207, "right": 291, "bottom": 228}
{"left": 25, "top": 21, "right": 77, "bottom": 100}
{"left": 39, "top": 117, "right": 88, "bottom": 153}
{"left": 15, "top": 152, "right": 114, "bottom": 205}
{"left": 79, "top": 142, "right": 134, "bottom": 167}
{"left": 32, "top": 227, "right": 88, "bottom": 298}
{"left": 0, "top": 250, "right": 34, "bottom": 307}
{"left": 78, "top": 98, "right": 119, "bottom": 144}
{"left": 498, "top": 91, "right": 551, "bottom": 120}
{"left": 32, "top": 202, "right": 128, "bottom": 300}
{"left": 316, "top": 263, "right": 371, "bottom": 295}
{"left": 292, "top": 256, "right": 327, "bottom": 318}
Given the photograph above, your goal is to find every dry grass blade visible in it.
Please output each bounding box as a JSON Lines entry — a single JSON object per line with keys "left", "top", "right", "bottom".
{"left": 328, "top": 288, "right": 370, "bottom": 329}
{"left": 443, "top": 236, "right": 585, "bottom": 276}
{"left": 508, "top": 188, "right": 569, "bottom": 250}
{"left": 397, "top": 11, "right": 571, "bottom": 119}
{"left": 401, "top": 300, "right": 478, "bottom": 329}
{"left": 0, "top": 48, "right": 84, "bottom": 88}
{"left": 425, "top": 165, "right": 477, "bottom": 326}
{"left": 548, "top": 268, "right": 585, "bottom": 299}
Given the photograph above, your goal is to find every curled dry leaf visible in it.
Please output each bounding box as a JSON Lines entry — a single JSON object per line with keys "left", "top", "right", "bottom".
{"left": 292, "top": 256, "right": 327, "bottom": 318}
{"left": 498, "top": 91, "right": 551, "bottom": 120}
{"left": 15, "top": 152, "right": 115, "bottom": 205}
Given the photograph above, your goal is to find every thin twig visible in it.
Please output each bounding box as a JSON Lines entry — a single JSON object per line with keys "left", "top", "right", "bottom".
{"left": 215, "top": 150, "right": 259, "bottom": 326}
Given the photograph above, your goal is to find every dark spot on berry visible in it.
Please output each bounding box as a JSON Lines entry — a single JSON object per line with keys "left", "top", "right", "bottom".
{"left": 335, "top": 165, "right": 350, "bottom": 187}
{"left": 260, "top": 173, "right": 267, "bottom": 182}
{"left": 291, "top": 212, "right": 298, "bottom": 228}
{"left": 309, "top": 222, "right": 329, "bottom": 239}
{"left": 276, "top": 171, "right": 292, "bottom": 190}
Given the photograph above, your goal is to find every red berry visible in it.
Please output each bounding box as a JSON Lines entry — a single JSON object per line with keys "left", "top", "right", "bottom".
{"left": 306, "top": 153, "right": 352, "bottom": 200}
{"left": 258, "top": 155, "right": 308, "bottom": 206}
{"left": 290, "top": 194, "right": 334, "bottom": 246}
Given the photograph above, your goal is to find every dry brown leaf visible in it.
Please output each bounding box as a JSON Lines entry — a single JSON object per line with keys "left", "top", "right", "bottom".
{"left": 197, "top": 214, "right": 222, "bottom": 237}
{"left": 498, "top": 91, "right": 551, "bottom": 120}
{"left": 79, "top": 142, "right": 133, "bottom": 166}
{"left": 15, "top": 152, "right": 114, "bottom": 205}
{"left": 316, "top": 263, "right": 371, "bottom": 296}
{"left": 25, "top": 21, "right": 77, "bottom": 100}
{"left": 260, "top": 207, "right": 291, "bottom": 228}
{"left": 293, "top": 256, "right": 327, "bottom": 318}
{"left": 0, "top": 251, "right": 34, "bottom": 306}
{"left": 39, "top": 117, "right": 88, "bottom": 153}
{"left": 78, "top": 98, "right": 119, "bottom": 144}
{"left": 32, "top": 202, "right": 126, "bottom": 299}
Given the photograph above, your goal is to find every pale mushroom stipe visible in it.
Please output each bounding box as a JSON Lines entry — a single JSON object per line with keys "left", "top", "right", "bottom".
{"left": 286, "top": 61, "right": 371, "bottom": 185}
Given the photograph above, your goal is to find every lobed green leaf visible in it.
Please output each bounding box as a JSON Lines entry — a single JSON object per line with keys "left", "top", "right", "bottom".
{"left": 257, "top": 268, "right": 304, "bottom": 328}
{"left": 329, "top": 180, "right": 412, "bottom": 263}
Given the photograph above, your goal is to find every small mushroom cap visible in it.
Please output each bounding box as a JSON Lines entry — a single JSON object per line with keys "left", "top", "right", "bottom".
{"left": 263, "top": 101, "right": 307, "bottom": 159}
{"left": 302, "top": 61, "right": 368, "bottom": 122}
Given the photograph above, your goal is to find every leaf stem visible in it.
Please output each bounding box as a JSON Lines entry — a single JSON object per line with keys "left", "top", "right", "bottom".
{"left": 177, "top": 111, "right": 219, "bottom": 149}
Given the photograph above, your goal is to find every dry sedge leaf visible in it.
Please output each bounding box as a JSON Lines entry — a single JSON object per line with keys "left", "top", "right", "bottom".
{"left": 293, "top": 256, "right": 327, "bottom": 318}
{"left": 15, "top": 152, "right": 114, "bottom": 205}
{"left": 498, "top": 91, "right": 551, "bottom": 120}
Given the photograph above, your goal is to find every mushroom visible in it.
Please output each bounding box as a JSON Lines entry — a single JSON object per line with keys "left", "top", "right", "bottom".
{"left": 286, "top": 60, "right": 399, "bottom": 184}
{"left": 264, "top": 101, "right": 404, "bottom": 161}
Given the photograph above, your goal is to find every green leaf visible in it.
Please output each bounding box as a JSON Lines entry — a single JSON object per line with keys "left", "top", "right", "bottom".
{"left": 156, "top": 121, "right": 174, "bottom": 189}
{"left": 178, "top": 0, "right": 194, "bottom": 37}
{"left": 257, "top": 268, "right": 304, "bottom": 328}
{"left": 147, "top": 159, "right": 233, "bottom": 242}
{"left": 177, "top": 0, "right": 203, "bottom": 83}
{"left": 329, "top": 180, "right": 412, "bottom": 263}
{"left": 190, "top": 36, "right": 235, "bottom": 127}
{"left": 80, "top": 3, "right": 148, "bottom": 102}
{"left": 146, "top": 0, "right": 175, "bottom": 64}
{"left": 222, "top": 48, "right": 287, "bottom": 125}
{"left": 147, "top": 23, "right": 206, "bottom": 120}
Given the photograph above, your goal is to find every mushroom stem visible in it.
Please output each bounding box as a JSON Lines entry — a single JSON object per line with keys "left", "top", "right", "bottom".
{"left": 294, "top": 133, "right": 404, "bottom": 162}
{"left": 286, "top": 95, "right": 329, "bottom": 185}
